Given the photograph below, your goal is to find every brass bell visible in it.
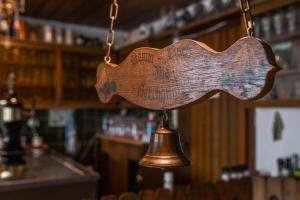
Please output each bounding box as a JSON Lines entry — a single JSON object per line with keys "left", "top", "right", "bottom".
{"left": 139, "top": 115, "right": 191, "bottom": 169}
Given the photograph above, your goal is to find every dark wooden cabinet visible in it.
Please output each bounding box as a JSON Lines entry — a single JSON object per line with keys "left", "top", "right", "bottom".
{"left": 98, "top": 134, "right": 148, "bottom": 195}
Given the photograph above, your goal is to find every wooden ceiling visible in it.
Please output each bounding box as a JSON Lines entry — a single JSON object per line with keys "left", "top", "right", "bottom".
{"left": 24, "top": 0, "right": 196, "bottom": 30}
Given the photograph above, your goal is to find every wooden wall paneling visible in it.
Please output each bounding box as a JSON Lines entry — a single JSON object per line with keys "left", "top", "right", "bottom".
{"left": 189, "top": 105, "right": 197, "bottom": 181}
{"left": 190, "top": 105, "right": 202, "bottom": 180}
{"left": 177, "top": 106, "right": 192, "bottom": 182}
{"left": 228, "top": 96, "right": 237, "bottom": 166}
{"left": 229, "top": 19, "right": 243, "bottom": 46}
{"left": 203, "top": 100, "right": 211, "bottom": 181}
{"left": 211, "top": 98, "right": 220, "bottom": 181}
{"left": 227, "top": 20, "right": 242, "bottom": 166}
{"left": 193, "top": 104, "right": 200, "bottom": 181}
{"left": 208, "top": 24, "right": 223, "bottom": 182}
{"left": 223, "top": 19, "right": 244, "bottom": 176}
{"left": 178, "top": 17, "right": 245, "bottom": 182}
{"left": 237, "top": 101, "right": 246, "bottom": 164}
{"left": 220, "top": 94, "right": 229, "bottom": 172}
{"left": 211, "top": 26, "right": 222, "bottom": 50}
{"left": 197, "top": 103, "right": 205, "bottom": 182}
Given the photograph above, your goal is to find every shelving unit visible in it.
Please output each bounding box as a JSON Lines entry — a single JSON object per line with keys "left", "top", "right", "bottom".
{"left": 243, "top": 99, "right": 300, "bottom": 108}
{"left": 267, "top": 31, "right": 300, "bottom": 44}
{"left": 1, "top": 0, "right": 298, "bottom": 110}
{"left": 0, "top": 37, "right": 136, "bottom": 109}
{"left": 117, "top": 0, "right": 300, "bottom": 109}
{"left": 120, "top": 0, "right": 299, "bottom": 49}
{"left": 277, "top": 69, "right": 300, "bottom": 76}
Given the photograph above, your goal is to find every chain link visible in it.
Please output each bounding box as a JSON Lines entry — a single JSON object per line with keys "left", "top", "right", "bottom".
{"left": 239, "top": 0, "right": 255, "bottom": 36}
{"left": 104, "top": 0, "right": 119, "bottom": 64}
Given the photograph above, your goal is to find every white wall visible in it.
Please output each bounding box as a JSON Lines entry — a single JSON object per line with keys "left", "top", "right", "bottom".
{"left": 255, "top": 108, "right": 300, "bottom": 176}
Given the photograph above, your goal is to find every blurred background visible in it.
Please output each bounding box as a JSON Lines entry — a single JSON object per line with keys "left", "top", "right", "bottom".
{"left": 0, "top": 0, "right": 300, "bottom": 199}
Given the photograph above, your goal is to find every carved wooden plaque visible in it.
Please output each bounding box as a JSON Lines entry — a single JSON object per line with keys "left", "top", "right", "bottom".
{"left": 95, "top": 37, "right": 280, "bottom": 110}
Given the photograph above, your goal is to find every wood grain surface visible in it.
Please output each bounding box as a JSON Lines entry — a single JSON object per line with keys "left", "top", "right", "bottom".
{"left": 95, "top": 37, "right": 280, "bottom": 110}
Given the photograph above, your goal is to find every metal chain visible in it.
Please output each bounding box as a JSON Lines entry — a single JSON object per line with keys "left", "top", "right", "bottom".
{"left": 104, "top": 0, "right": 119, "bottom": 64}
{"left": 239, "top": 0, "right": 255, "bottom": 36}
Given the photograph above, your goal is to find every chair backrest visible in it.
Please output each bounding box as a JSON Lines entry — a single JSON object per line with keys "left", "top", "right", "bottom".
{"left": 138, "top": 189, "right": 154, "bottom": 200}
{"left": 187, "top": 182, "right": 218, "bottom": 200}
{"left": 200, "top": 183, "right": 218, "bottom": 200}
{"left": 154, "top": 188, "right": 172, "bottom": 200}
{"left": 100, "top": 194, "right": 118, "bottom": 200}
{"left": 187, "top": 182, "right": 201, "bottom": 200}
{"left": 119, "top": 192, "right": 139, "bottom": 200}
{"left": 173, "top": 185, "right": 188, "bottom": 200}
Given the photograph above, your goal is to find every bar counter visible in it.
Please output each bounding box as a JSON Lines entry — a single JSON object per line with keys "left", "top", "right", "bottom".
{"left": 0, "top": 153, "right": 99, "bottom": 200}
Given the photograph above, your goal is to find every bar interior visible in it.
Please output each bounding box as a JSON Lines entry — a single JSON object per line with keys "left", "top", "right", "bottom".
{"left": 0, "top": 0, "right": 300, "bottom": 199}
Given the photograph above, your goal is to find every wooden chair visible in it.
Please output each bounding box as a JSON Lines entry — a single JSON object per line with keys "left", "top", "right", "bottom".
{"left": 119, "top": 192, "right": 139, "bottom": 200}
{"left": 187, "top": 182, "right": 201, "bottom": 200}
{"left": 187, "top": 182, "right": 218, "bottom": 200}
{"left": 138, "top": 189, "right": 154, "bottom": 200}
{"left": 173, "top": 185, "right": 188, "bottom": 200}
{"left": 154, "top": 188, "right": 172, "bottom": 200}
{"left": 200, "top": 183, "right": 218, "bottom": 200}
{"left": 100, "top": 194, "right": 118, "bottom": 200}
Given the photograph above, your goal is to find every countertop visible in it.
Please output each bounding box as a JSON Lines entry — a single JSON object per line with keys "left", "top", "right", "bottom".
{"left": 0, "top": 153, "right": 99, "bottom": 192}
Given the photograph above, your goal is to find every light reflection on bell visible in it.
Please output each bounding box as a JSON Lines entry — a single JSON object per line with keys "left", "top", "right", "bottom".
{"left": 139, "top": 118, "right": 191, "bottom": 169}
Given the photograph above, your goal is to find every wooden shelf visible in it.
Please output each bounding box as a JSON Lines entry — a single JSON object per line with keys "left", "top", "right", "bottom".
{"left": 2, "top": 0, "right": 299, "bottom": 109}
{"left": 0, "top": 37, "right": 125, "bottom": 109}
{"left": 0, "top": 36, "right": 103, "bottom": 54}
{"left": 121, "top": 0, "right": 299, "bottom": 49}
{"left": 22, "top": 100, "right": 138, "bottom": 110}
{"left": 56, "top": 99, "right": 137, "bottom": 109}
{"left": 243, "top": 99, "right": 300, "bottom": 108}
{"left": 267, "top": 32, "right": 300, "bottom": 44}
{"left": 277, "top": 69, "right": 300, "bottom": 76}
{"left": 97, "top": 133, "right": 148, "bottom": 147}
{"left": 155, "top": 6, "right": 241, "bottom": 39}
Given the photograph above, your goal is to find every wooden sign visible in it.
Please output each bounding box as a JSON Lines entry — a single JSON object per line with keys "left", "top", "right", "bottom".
{"left": 95, "top": 37, "right": 280, "bottom": 110}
